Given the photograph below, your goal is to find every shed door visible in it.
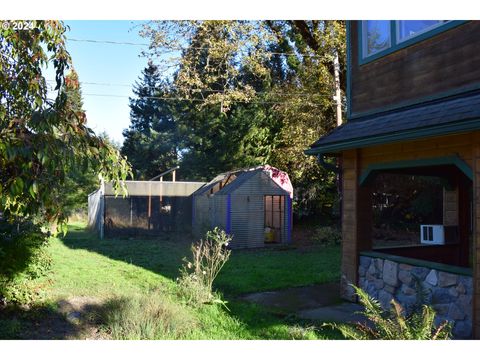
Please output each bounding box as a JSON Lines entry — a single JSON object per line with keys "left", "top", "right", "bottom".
{"left": 264, "top": 195, "right": 285, "bottom": 243}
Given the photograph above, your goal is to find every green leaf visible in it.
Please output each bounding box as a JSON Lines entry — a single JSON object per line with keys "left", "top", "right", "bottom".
{"left": 14, "top": 177, "right": 24, "bottom": 193}
{"left": 35, "top": 96, "right": 43, "bottom": 108}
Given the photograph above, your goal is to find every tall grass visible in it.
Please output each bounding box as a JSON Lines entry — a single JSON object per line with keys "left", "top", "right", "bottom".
{"left": 94, "top": 290, "right": 197, "bottom": 340}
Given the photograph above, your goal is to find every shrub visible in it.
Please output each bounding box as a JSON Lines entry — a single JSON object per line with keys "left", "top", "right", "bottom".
{"left": 329, "top": 285, "right": 452, "bottom": 340}
{"left": 312, "top": 226, "right": 341, "bottom": 246}
{"left": 177, "top": 227, "right": 232, "bottom": 306}
{"left": 0, "top": 220, "right": 51, "bottom": 305}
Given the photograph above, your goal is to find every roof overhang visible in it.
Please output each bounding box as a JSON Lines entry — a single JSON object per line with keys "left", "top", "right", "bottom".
{"left": 305, "top": 90, "right": 480, "bottom": 156}
{"left": 305, "top": 117, "right": 480, "bottom": 156}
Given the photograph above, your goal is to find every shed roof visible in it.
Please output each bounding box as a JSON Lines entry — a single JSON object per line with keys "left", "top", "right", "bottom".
{"left": 306, "top": 90, "right": 480, "bottom": 155}
{"left": 193, "top": 165, "right": 292, "bottom": 197}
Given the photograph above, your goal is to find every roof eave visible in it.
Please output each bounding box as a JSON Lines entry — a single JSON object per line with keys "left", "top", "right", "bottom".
{"left": 304, "top": 118, "right": 480, "bottom": 156}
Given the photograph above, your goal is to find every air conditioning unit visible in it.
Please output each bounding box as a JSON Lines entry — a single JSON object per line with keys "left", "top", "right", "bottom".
{"left": 420, "top": 225, "right": 445, "bottom": 245}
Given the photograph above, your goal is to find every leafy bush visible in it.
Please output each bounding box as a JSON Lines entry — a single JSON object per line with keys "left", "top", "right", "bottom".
{"left": 312, "top": 226, "right": 341, "bottom": 246}
{"left": 177, "top": 227, "right": 231, "bottom": 306}
{"left": 94, "top": 291, "right": 197, "bottom": 340}
{"left": 0, "top": 220, "right": 51, "bottom": 305}
{"left": 329, "top": 285, "right": 452, "bottom": 340}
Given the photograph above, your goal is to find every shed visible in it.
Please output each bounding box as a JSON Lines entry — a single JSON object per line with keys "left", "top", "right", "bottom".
{"left": 88, "top": 179, "right": 205, "bottom": 238}
{"left": 192, "top": 165, "right": 293, "bottom": 249}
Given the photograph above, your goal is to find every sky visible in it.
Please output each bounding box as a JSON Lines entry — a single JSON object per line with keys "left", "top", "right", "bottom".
{"left": 59, "top": 21, "right": 150, "bottom": 144}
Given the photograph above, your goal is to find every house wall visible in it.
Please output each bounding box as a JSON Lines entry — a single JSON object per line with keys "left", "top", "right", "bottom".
{"left": 359, "top": 132, "right": 474, "bottom": 169}
{"left": 472, "top": 133, "right": 480, "bottom": 338}
{"left": 341, "top": 131, "right": 480, "bottom": 337}
{"left": 349, "top": 21, "right": 480, "bottom": 118}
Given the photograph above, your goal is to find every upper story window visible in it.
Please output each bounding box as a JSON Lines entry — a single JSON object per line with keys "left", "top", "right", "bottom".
{"left": 363, "top": 20, "right": 391, "bottom": 57}
{"left": 360, "top": 20, "right": 462, "bottom": 64}
{"left": 397, "top": 20, "right": 447, "bottom": 42}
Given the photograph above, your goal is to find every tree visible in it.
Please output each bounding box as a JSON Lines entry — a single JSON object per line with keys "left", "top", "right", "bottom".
{"left": 135, "top": 20, "right": 346, "bottom": 217}
{"left": 121, "top": 61, "right": 178, "bottom": 179}
{"left": 141, "top": 21, "right": 274, "bottom": 112}
{"left": 55, "top": 69, "right": 99, "bottom": 217}
{"left": 0, "top": 21, "right": 131, "bottom": 303}
{"left": 0, "top": 20, "right": 131, "bottom": 230}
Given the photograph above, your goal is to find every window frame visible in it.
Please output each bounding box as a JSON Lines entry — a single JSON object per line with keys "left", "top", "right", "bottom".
{"left": 396, "top": 20, "right": 447, "bottom": 44}
{"left": 359, "top": 20, "right": 467, "bottom": 65}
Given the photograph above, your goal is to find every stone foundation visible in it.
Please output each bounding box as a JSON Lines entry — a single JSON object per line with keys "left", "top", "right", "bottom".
{"left": 358, "top": 254, "right": 473, "bottom": 339}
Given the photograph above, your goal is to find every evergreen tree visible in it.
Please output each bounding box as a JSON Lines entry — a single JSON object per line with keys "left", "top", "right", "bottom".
{"left": 121, "top": 61, "right": 178, "bottom": 179}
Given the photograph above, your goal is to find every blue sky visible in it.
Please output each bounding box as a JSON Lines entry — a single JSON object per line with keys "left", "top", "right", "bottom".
{"left": 60, "top": 20, "right": 150, "bottom": 144}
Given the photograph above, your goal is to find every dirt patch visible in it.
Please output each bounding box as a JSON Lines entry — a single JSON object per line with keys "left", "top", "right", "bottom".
{"left": 56, "top": 296, "right": 106, "bottom": 339}
{"left": 0, "top": 296, "right": 108, "bottom": 340}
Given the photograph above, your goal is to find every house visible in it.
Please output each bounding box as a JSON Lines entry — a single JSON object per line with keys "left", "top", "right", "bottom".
{"left": 192, "top": 165, "right": 293, "bottom": 249}
{"left": 306, "top": 21, "right": 480, "bottom": 338}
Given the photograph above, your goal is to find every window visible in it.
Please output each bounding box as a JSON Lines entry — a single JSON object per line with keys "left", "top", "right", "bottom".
{"left": 360, "top": 20, "right": 463, "bottom": 63}
{"left": 264, "top": 195, "right": 285, "bottom": 243}
{"left": 363, "top": 20, "right": 391, "bottom": 57}
{"left": 397, "top": 20, "right": 447, "bottom": 42}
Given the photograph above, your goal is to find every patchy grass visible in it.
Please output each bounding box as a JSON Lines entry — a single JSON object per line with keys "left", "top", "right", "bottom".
{"left": 2, "top": 222, "right": 343, "bottom": 340}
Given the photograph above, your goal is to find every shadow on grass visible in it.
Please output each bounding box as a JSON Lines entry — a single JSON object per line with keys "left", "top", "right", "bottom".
{"left": 60, "top": 224, "right": 341, "bottom": 297}
{"left": 60, "top": 224, "right": 192, "bottom": 282}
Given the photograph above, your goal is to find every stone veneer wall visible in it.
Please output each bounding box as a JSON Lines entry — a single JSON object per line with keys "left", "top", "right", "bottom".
{"left": 358, "top": 255, "right": 473, "bottom": 339}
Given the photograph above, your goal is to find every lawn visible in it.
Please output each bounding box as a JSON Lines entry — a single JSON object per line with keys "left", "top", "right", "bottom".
{"left": 0, "top": 222, "right": 342, "bottom": 340}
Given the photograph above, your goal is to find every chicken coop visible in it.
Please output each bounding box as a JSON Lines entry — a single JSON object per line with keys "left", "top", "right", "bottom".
{"left": 88, "top": 170, "right": 205, "bottom": 238}
{"left": 192, "top": 165, "right": 293, "bottom": 249}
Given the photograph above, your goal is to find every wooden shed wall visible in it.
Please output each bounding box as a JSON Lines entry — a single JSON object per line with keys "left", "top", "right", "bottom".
{"left": 349, "top": 21, "right": 480, "bottom": 118}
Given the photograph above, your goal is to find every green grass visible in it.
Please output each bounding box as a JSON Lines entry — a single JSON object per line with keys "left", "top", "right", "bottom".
{"left": 4, "top": 222, "right": 343, "bottom": 340}
{"left": 217, "top": 246, "right": 341, "bottom": 295}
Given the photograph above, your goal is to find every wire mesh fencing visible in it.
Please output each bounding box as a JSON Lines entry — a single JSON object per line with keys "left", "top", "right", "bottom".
{"left": 103, "top": 195, "right": 194, "bottom": 237}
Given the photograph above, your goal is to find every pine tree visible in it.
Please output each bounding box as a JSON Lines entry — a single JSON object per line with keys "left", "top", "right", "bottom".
{"left": 121, "top": 61, "right": 178, "bottom": 179}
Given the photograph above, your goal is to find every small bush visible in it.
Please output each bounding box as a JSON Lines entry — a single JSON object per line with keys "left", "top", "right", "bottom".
{"left": 312, "top": 226, "right": 341, "bottom": 246}
{"left": 177, "top": 227, "right": 232, "bottom": 306}
{"left": 0, "top": 220, "right": 51, "bottom": 305}
{"left": 94, "top": 291, "right": 197, "bottom": 340}
{"left": 328, "top": 285, "right": 452, "bottom": 340}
